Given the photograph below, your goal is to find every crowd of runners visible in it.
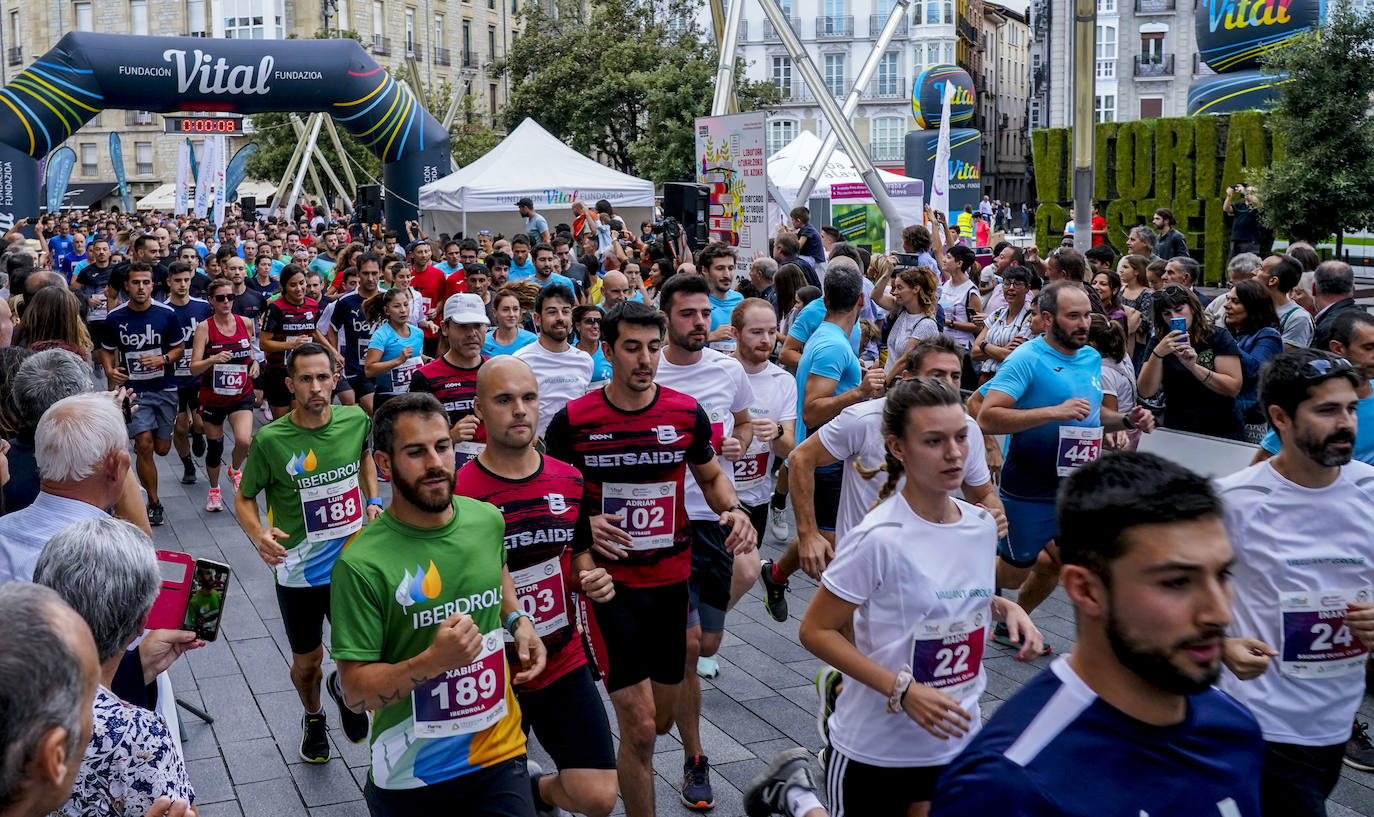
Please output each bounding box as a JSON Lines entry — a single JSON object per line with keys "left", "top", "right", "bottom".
{"left": 1, "top": 200, "right": 1373, "bottom": 817}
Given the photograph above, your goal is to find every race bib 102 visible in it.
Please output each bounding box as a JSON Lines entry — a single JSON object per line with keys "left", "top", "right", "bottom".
{"left": 603, "top": 481, "right": 676, "bottom": 551}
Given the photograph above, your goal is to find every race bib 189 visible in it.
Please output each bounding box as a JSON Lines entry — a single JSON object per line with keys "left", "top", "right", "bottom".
{"left": 603, "top": 481, "right": 676, "bottom": 550}
{"left": 299, "top": 474, "right": 364, "bottom": 544}
{"left": 211, "top": 363, "right": 249, "bottom": 396}
{"left": 508, "top": 556, "right": 568, "bottom": 638}
{"left": 412, "top": 630, "right": 508, "bottom": 737}
{"left": 1055, "top": 426, "right": 1103, "bottom": 477}
{"left": 1279, "top": 587, "right": 1371, "bottom": 679}
{"left": 910, "top": 610, "right": 988, "bottom": 696}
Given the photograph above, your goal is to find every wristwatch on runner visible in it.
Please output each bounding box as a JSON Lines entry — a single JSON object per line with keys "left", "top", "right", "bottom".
{"left": 504, "top": 609, "right": 534, "bottom": 636}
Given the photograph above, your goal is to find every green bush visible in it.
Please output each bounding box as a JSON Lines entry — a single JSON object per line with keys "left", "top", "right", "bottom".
{"left": 1033, "top": 113, "right": 1274, "bottom": 284}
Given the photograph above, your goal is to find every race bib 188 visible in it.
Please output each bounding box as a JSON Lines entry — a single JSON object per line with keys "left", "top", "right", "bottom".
{"left": 299, "top": 474, "right": 364, "bottom": 544}
{"left": 412, "top": 630, "right": 508, "bottom": 737}
{"left": 1279, "top": 587, "right": 1371, "bottom": 679}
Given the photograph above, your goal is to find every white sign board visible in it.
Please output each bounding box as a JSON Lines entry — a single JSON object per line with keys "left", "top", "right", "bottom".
{"left": 696, "top": 111, "right": 768, "bottom": 278}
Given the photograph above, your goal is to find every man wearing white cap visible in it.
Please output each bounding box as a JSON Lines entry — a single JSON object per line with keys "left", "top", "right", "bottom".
{"left": 410, "top": 293, "right": 491, "bottom": 471}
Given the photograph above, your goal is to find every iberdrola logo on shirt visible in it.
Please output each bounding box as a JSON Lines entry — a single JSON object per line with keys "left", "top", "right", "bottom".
{"left": 395, "top": 561, "right": 442, "bottom": 609}
{"left": 285, "top": 449, "right": 318, "bottom": 477}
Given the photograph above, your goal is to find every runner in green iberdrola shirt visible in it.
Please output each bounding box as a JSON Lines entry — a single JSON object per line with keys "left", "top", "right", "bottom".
{"left": 235, "top": 341, "right": 382, "bottom": 764}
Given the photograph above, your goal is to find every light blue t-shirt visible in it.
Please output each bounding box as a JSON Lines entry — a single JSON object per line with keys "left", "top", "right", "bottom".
{"left": 436, "top": 260, "right": 463, "bottom": 275}
{"left": 589, "top": 346, "right": 613, "bottom": 385}
{"left": 1261, "top": 392, "right": 1374, "bottom": 464}
{"left": 533, "top": 272, "right": 577, "bottom": 292}
{"left": 789, "top": 297, "right": 862, "bottom": 354}
{"left": 710, "top": 290, "right": 744, "bottom": 332}
{"left": 979, "top": 335, "right": 1103, "bottom": 500}
{"left": 308, "top": 255, "right": 337, "bottom": 278}
{"left": 483, "top": 328, "right": 538, "bottom": 357}
{"left": 794, "top": 320, "right": 862, "bottom": 444}
{"left": 367, "top": 321, "right": 423, "bottom": 393}
{"left": 526, "top": 213, "right": 550, "bottom": 239}
{"left": 508, "top": 259, "right": 537, "bottom": 281}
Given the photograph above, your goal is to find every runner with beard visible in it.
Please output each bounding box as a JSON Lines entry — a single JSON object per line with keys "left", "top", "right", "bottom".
{"left": 1215, "top": 350, "right": 1374, "bottom": 817}
{"left": 976, "top": 282, "right": 1153, "bottom": 638}
{"left": 455, "top": 357, "right": 618, "bottom": 817}
{"left": 926, "top": 452, "right": 1264, "bottom": 817}
{"left": 332, "top": 393, "right": 545, "bottom": 816}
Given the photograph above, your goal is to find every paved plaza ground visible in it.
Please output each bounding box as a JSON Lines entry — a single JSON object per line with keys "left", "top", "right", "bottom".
{"left": 142, "top": 445, "right": 1374, "bottom": 817}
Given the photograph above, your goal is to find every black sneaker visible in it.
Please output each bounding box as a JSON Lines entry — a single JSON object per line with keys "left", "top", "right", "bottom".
{"left": 299, "top": 712, "right": 330, "bottom": 763}
{"left": 147, "top": 501, "right": 165, "bottom": 527}
{"left": 744, "top": 748, "right": 817, "bottom": 817}
{"left": 815, "top": 666, "right": 841, "bottom": 745}
{"left": 1346, "top": 720, "right": 1374, "bottom": 771}
{"left": 681, "top": 754, "right": 715, "bottom": 810}
{"left": 759, "top": 558, "right": 789, "bottom": 623}
{"left": 326, "top": 670, "right": 370, "bottom": 743}
{"left": 992, "top": 621, "right": 1052, "bottom": 656}
{"left": 191, "top": 430, "right": 206, "bottom": 458}
{"left": 180, "top": 456, "right": 197, "bottom": 484}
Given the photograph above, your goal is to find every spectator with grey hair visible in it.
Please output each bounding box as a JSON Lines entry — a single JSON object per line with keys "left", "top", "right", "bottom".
{"left": 1205, "top": 252, "right": 1263, "bottom": 323}
{"left": 1126, "top": 225, "right": 1158, "bottom": 260}
{"left": 3, "top": 348, "right": 92, "bottom": 514}
{"left": 34, "top": 518, "right": 196, "bottom": 817}
{"left": 1163, "top": 255, "right": 1211, "bottom": 307}
{"left": 0, "top": 392, "right": 128, "bottom": 583}
{"left": 0, "top": 583, "right": 101, "bottom": 817}
{"left": 748, "top": 256, "right": 778, "bottom": 310}
{"left": 1312, "top": 259, "right": 1360, "bottom": 351}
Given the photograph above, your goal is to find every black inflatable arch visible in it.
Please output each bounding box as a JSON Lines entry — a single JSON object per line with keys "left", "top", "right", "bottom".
{"left": 0, "top": 32, "right": 450, "bottom": 229}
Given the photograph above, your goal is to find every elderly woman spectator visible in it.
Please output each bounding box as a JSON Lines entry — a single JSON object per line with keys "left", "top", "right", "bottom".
{"left": 33, "top": 517, "right": 196, "bottom": 817}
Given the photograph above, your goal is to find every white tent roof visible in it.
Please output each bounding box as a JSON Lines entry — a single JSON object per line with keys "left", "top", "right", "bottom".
{"left": 136, "top": 179, "right": 276, "bottom": 211}
{"left": 419, "top": 118, "right": 656, "bottom": 214}
{"left": 768, "top": 130, "right": 916, "bottom": 203}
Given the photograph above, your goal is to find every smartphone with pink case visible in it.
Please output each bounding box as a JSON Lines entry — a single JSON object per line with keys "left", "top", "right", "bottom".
{"left": 148, "top": 550, "right": 194, "bottom": 630}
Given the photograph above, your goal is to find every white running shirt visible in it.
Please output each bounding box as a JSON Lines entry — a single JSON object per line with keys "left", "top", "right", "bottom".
{"left": 654, "top": 348, "right": 755, "bottom": 520}
{"left": 736, "top": 362, "right": 797, "bottom": 508}
{"left": 513, "top": 341, "right": 593, "bottom": 438}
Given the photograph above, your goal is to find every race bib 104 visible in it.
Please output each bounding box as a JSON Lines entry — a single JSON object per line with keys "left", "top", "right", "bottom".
{"left": 1279, "top": 587, "right": 1371, "bottom": 679}
{"left": 211, "top": 363, "right": 249, "bottom": 396}
{"left": 412, "top": 630, "right": 508, "bottom": 737}
{"left": 603, "top": 481, "right": 676, "bottom": 551}
{"left": 910, "top": 609, "right": 988, "bottom": 696}
{"left": 1055, "top": 426, "right": 1103, "bottom": 477}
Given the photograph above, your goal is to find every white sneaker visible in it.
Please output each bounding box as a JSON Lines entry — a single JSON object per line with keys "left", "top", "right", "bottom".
{"left": 205, "top": 488, "right": 223, "bottom": 512}
{"left": 767, "top": 502, "right": 790, "bottom": 543}
{"left": 697, "top": 656, "right": 720, "bottom": 679}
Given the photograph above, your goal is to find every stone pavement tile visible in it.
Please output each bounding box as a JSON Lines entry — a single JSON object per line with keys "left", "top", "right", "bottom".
{"left": 699, "top": 689, "right": 784, "bottom": 744}
{"left": 747, "top": 737, "right": 816, "bottom": 762}
{"left": 219, "top": 584, "right": 272, "bottom": 642}
{"left": 229, "top": 636, "right": 297, "bottom": 695}
{"left": 186, "top": 756, "right": 235, "bottom": 804}
{"left": 688, "top": 716, "right": 759, "bottom": 765}
{"left": 980, "top": 697, "right": 1005, "bottom": 722}
{"left": 1333, "top": 803, "right": 1364, "bottom": 817}
{"left": 258, "top": 689, "right": 315, "bottom": 754}
{"left": 178, "top": 712, "right": 222, "bottom": 762}
{"left": 309, "top": 803, "right": 371, "bottom": 817}
{"left": 738, "top": 695, "right": 817, "bottom": 746}
{"left": 652, "top": 751, "right": 746, "bottom": 816}
{"left": 784, "top": 658, "right": 826, "bottom": 683}
{"left": 198, "top": 673, "right": 272, "bottom": 743}
{"left": 706, "top": 655, "right": 776, "bottom": 701}
{"left": 233, "top": 777, "right": 312, "bottom": 817}
{"left": 713, "top": 756, "right": 768, "bottom": 793}
{"left": 718, "top": 642, "right": 811, "bottom": 690}
{"left": 982, "top": 654, "right": 1050, "bottom": 684}
{"left": 290, "top": 757, "right": 363, "bottom": 807}
{"left": 168, "top": 655, "right": 198, "bottom": 694}
{"left": 184, "top": 634, "right": 240, "bottom": 680}
{"left": 347, "top": 763, "right": 369, "bottom": 792}
{"left": 221, "top": 736, "right": 291, "bottom": 785}
{"left": 328, "top": 727, "right": 372, "bottom": 768}
{"left": 1334, "top": 775, "right": 1374, "bottom": 816}
{"left": 982, "top": 668, "right": 1022, "bottom": 701}
{"left": 776, "top": 683, "right": 817, "bottom": 714}
{"left": 196, "top": 802, "right": 244, "bottom": 817}
{"left": 1032, "top": 614, "right": 1077, "bottom": 641}
{"left": 726, "top": 620, "right": 814, "bottom": 664}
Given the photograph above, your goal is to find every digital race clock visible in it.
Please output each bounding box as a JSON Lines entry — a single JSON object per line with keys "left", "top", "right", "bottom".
{"left": 163, "top": 116, "right": 243, "bottom": 134}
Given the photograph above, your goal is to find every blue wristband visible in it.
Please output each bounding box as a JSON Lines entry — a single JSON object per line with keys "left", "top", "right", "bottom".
{"left": 505, "top": 610, "right": 532, "bottom": 635}
{"left": 366, "top": 497, "right": 384, "bottom": 508}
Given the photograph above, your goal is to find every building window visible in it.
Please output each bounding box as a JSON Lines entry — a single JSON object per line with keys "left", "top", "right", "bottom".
{"left": 943, "top": 1, "right": 953, "bottom": 23}
{"left": 74, "top": 1, "right": 93, "bottom": 31}
{"left": 434, "top": 14, "right": 444, "bottom": 49}
{"left": 404, "top": 8, "right": 416, "bottom": 53}
{"left": 876, "top": 52, "right": 899, "bottom": 96}
{"left": 489, "top": 82, "right": 497, "bottom": 116}
{"left": 1096, "top": 24, "right": 1115, "bottom": 77}
{"left": 80, "top": 143, "right": 97, "bottom": 176}
{"left": 222, "top": 0, "right": 283, "bottom": 39}
{"left": 1098, "top": 0, "right": 1114, "bottom": 12}
{"left": 373, "top": 0, "right": 384, "bottom": 36}
{"left": 944, "top": 41, "right": 953, "bottom": 63}
{"left": 1140, "top": 97, "right": 1163, "bottom": 118}
{"left": 1094, "top": 93, "right": 1115, "bottom": 122}
{"left": 338, "top": 0, "right": 349, "bottom": 29}
{"left": 771, "top": 56, "right": 792, "bottom": 96}
{"left": 187, "top": 0, "right": 206, "bottom": 33}
{"left": 488, "top": 25, "right": 496, "bottom": 59}
{"left": 462, "top": 19, "right": 471, "bottom": 63}
{"left": 871, "top": 117, "right": 904, "bottom": 161}
{"left": 824, "top": 0, "right": 844, "bottom": 16}
{"left": 135, "top": 142, "right": 153, "bottom": 176}
{"left": 7, "top": 10, "right": 18, "bottom": 46}
{"left": 823, "top": 53, "right": 845, "bottom": 97}
{"left": 767, "top": 120, "right": 797, "bottom": 155}
{"left": 1141, "top": 32, "right": 1164, "bottom": 62}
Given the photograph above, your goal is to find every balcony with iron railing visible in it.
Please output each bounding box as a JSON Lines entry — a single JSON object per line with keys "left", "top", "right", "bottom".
{"left": 816, "top": 15, "right": 853, "bottom": 38}
{"left": 1134, "top": 54, "right": 1174, "bottom": 77}
{"left": 462, "top": 49, "right": 477, "bottom": 68}
{"left": 127, "top": 110, "right": 155, "bottom": 126}
{"left": 1135, "top": 0, "right": 1175, "bottom": 11}
{"left": 868, "top": 14, "right": 909, "bottom": 37}
{"left": 870, "top": 143, "right": 905, "bottom": 162}
{"left": 5, "top": 46, "right": 20, "bottom": 65}
{"left": 371, "top": 35, "right": 391, "bottom": 55}
{"left": 763, "top": 18, "right": 801, "bottom": 41}
{"left": 865, "top": 75, "right": 906, "bottom": 100}
{"left": 434, "top": 45, "right": 451, "bottom": 65}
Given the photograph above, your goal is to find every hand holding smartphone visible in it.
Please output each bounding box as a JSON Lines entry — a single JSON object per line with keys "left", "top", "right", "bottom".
{"left": 151, "top": 551, "right": 231, "bottom": 641}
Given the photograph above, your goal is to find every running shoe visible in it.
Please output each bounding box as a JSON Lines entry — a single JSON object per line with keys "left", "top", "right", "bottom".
{"left": 299, "top": 712, "right": 330, "bottom": 763}
{"left": 228, "top": 466, "right": 243, "bottom": 492}
{"left": 205, "top": 488, "right": 223, "bottom": 513}
{"left": 1345, "top": 720, "right": 1374, "bottom": 772}
{"left": 147, "top": 501, "right": 165, "bottom": 527}
{"left": 191, "top": 430, "right": 206, "bottom": 458}
{"left": 744, "top": 747, "right": 818, "bottom": 817}
{"left": 326, "top": 670, "right": 370, "bottom": 744}
{"left": 681, "top": 754, "right": 715, "bottom": 810}
{"left": 992, "top": 621, "right": 1053, "bottom": 655}
{"left": 767, "top": 503, "right": 790, "bottom": 543}
{"left": 525, "top": 760, "right": 569, "bottom": 817}
{"left": 180, "top": 456, "right": 197, "bottom": 485}
{"left": 814, "top": 665, "right": 842, "bottom": 745}
{"left": 697, "top": 656, "right": 720, "bottom": 679}
{"left": 759, "top": 558, "right": 789, "bottom": 623}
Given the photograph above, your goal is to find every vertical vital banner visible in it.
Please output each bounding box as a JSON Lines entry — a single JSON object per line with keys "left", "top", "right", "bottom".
{"left": 109, "top": 132, "right": 134, "bottom": 214}
{"left": 174, "top": 140, "right": 192, "bottom": 215}
{"left": 0, "top": 32, "right": 449, "bottom": 230}
{"left": 695, "top": 112, "right": 769, "bottom": 279}
{"left": 45, "top": 147, "right": 77, "bottom": 215}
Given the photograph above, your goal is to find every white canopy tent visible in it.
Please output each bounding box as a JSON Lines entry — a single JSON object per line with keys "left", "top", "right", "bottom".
{"left": 767, "top": 130, "right": 923, "bottom": 238}
{"left": 136, "top": 179, "right": 277, "bottom": 212}
{"left": 419, "top": 118, "right": 656, "bottom": 238}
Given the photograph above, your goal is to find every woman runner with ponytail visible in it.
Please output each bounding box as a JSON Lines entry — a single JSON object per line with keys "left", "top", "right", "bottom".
{"left": 798, "top": 377, "right": 1042, "bottom": 817}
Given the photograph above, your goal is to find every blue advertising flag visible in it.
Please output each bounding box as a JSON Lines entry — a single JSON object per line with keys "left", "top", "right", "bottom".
{"left": 225, "top": 142, "right": 258, "bottom": 201}
{"left": 44, "top": 147, "right": 77, "bottom": 214}
{"left": 109, "top": 132, "right": 133, "bottom": 214}
{"left": 188, "top": 140, "right": 198, "bottom": 184}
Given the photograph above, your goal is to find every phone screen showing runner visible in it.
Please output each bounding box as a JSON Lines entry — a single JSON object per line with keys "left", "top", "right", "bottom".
{"left": 182, "top": 559, "right": 231, "bottom": 641}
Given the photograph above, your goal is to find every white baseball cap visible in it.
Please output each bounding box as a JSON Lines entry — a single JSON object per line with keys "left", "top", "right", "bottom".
{"left": 443, "top": 293, "right": 490, "bottom": 325}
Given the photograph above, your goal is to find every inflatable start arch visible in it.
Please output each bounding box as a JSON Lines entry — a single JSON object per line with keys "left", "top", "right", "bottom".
{"left": 0, "top": 32, "right": 450, "bottom": 229}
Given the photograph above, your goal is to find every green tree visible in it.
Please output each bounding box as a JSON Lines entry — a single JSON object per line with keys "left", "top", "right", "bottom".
{"left": 1258, "top": 3, "right": 1374, "bottom": 252}
{"left": 497, "top": 0, "right": 779, "bottom": 184}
